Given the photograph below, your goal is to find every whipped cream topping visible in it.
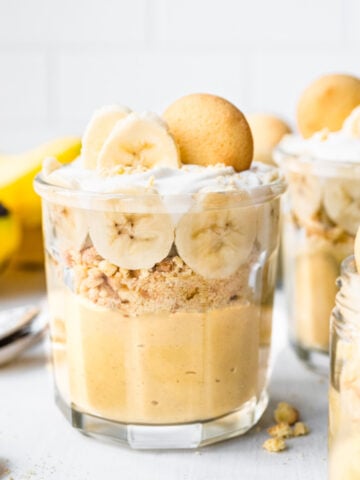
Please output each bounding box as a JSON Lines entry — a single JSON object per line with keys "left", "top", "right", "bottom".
{"left": 279, "top": 131, "right": 360, "bottom": 162}
{"left": 278, "top": 107, "right": 360, "bottom": 162}
{"left": 41, "top": 158, "right": 281, "bottom": 196}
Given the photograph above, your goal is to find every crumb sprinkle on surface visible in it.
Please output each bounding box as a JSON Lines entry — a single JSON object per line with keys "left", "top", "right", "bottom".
{"left": 262, "top": 437, "right": 287, "bottom": 453}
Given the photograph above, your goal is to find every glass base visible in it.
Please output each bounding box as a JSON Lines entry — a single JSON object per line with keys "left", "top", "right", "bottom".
{"left": 55, "top": 389, "right": 269, "bottom": 449}
{"left": 292, "top": 340, "right": 329, "bottom": 376}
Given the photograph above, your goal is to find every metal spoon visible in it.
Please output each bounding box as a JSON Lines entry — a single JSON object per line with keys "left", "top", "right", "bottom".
{"left": 0, "top": 304, "right": 48, "bottom": 366}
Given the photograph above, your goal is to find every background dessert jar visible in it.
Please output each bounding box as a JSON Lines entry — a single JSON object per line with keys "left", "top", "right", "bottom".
{"left": 35, "top": 94, "right": 286, "bottom": 449}
{"left": 275, "top": 74, "right": 360, "bottom": 372}
{"left": 329, "top": 244, "right": 360, "bottom": 479}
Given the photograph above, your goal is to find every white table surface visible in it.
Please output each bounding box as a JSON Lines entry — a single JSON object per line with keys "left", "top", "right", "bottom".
{"left": 0, "top": 268, "right": 328, "bottom": 480}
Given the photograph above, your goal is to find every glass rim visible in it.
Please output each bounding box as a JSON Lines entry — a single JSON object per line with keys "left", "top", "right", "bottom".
{"left": 34, "top": 171, "right": 287, "bottom": 212}
{"left": 274, "top": 145, "right": 360, "bottom": 178}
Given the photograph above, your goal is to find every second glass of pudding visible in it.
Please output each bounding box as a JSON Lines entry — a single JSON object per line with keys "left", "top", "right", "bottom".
{"left": 329, "top": 255, "right": 360, "bottom": 479}
{"left": 275, "top": 124, "right": 360, "bottom": 373}
{"left": 35, "top": 161, "right": 285, "bottom": 449}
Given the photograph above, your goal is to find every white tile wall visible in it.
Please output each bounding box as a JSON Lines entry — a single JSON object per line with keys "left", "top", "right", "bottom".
{"left": 55, "top": 51, "right": 248, "bottom": 125}
{"left": 346, "top": 0, "right": 360, "bottom": 46}
{"left": 155, "top": 0, "right": 344, "bottom": 48}
{"left": 0, "top": 0, "right": 147, "bottom": 45}
{"left": 0, "top": 52, "right": 48, "bottom": 122}
{"left": 0, "top": 0, "right": 358, "bottom": 151}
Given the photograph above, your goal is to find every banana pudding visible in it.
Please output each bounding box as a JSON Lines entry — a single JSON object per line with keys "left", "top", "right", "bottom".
{"left": 35, "top": 94, "right": 285, "bottom": 448}
{"left": 329, "top": 230, "right": 360, "bottom": 479}
{"left": 275, "top": 74, "right": 360, "bottom": 371}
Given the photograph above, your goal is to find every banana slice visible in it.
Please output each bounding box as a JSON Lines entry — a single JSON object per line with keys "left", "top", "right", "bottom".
{"left": 88, "top": 196, "right": 174, "bottom": 269}
{"left": 343, "top": 106, "right": 360, "bottom": 138}
{"left": 288, "top": 171, "right": 322, "bottom": 223}
{"left": 97, "top": 112, "right": 180, "bottom": 170}
{"left": 175, "top": 195, "right": 257, "bottom": 279}
{"left": 323, "top": 179, "right": 360, "bottom": 235}
{"left": 82, "top": 105, "right": 131, "bottom": 169}
{"left": 43, "top": 203, "right": 88, "bottom": 254}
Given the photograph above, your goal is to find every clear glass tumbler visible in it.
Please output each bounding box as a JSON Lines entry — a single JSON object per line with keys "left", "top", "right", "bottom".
{"left": 275, "top": 147, "right": 360, "bottom": 373}
{"left": 35, "top": 172, "right": 285, "bottom": 449}
{"left": 329, "top": 255, "right": 360, "bottom": 479}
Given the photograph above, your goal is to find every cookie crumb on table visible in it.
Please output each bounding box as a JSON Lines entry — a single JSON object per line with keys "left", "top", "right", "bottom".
{"left": 267, "top": 422, "right": 293, "bottom": 439}
{"left": 274, "top": 402, "right": 299, "bottom": 425}
{"left": 262, "top": 403, "right": 310, "bottom": 453}
{"left": 293, "top": 422, "right": 309, "bottom": 437}
{"left": 262, "top": 437, "right": 287, "bottom": 453}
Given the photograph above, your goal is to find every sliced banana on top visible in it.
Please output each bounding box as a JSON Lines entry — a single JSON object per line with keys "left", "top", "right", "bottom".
{"left": 323, "top": 179, "right": 360, "bottom": 235}
{"left": 88, "top": 194, "right": 175, "bottom": 270}
{"left": 97, "top": 112, "right": 180, "bottom": 170}
{"left": 82, "top": 105, "right": 131, "bottom": 169}
{"left": 343, "top": 105, "right": 360, "bottom": 139}
{"left": 44, "top": 203, "right": 88, "bottom": 254}
{"left": 175, "top": 195, "right": 257, "bottom": 279}
{"left": 287, "top": 171, "right": 322, "bottom": 223}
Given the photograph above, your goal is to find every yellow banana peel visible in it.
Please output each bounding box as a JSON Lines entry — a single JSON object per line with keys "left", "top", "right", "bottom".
{"left": 0, "top": 203, "right": 21, "bottom": 270}
{"left": 0, "top": 136, "right": 81, "bottom": 227}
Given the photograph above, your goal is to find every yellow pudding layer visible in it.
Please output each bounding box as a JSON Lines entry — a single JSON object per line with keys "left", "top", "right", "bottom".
{"left": 329, "top": 385, "right": 341, "bottom": 446}
{"left": 329, "top": 347, "right": 360, "bottom": 478}
{"left": 330, "top": 435, "right": 360, "bottom": 480}
{"left": 282, "top": 219, "right": 353, "bottom": 352}
{"left": 48, "top": 288, "right": 264, "bottom": 425}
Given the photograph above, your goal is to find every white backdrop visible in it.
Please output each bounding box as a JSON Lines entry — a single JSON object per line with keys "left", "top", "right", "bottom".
{"left": 0, "top": 0, "right": 359, "bottom": 151}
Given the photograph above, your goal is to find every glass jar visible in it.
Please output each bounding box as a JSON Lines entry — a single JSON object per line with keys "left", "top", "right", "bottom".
{"left": 275, "top": 147, "right": 360, "bottom": 373}
{"left": 329, "top": 255, "right": 360, "bottom": 479}
{"left": 35, "top": 172, "right": 285, "bottom": 449}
